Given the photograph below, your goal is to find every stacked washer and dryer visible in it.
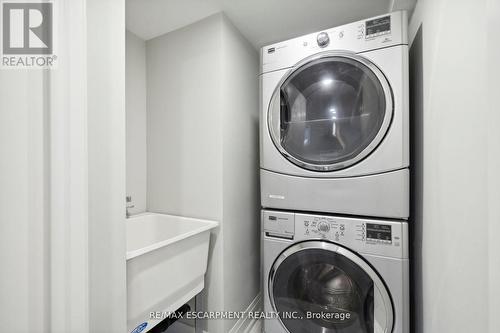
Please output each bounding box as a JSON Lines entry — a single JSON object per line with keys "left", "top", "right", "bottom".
{"left": 259, "top": 11, "right": 410, "bottom": 333}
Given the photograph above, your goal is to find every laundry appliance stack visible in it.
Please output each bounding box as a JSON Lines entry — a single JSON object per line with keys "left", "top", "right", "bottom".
{"left": 259, "top": 11, "right": 410, "bottom": 333}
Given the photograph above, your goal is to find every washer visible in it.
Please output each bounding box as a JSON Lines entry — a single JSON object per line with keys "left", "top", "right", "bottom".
{"left": 260, "top": 12, "right": 409, "bottom": 219}
{"left": 262, "top": 209, "right": 409, "bottom": 333}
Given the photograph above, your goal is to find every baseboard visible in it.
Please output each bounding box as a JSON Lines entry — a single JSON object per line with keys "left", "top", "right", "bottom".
{"left": 228, "top": 294, "right": 262, "bottom": 333}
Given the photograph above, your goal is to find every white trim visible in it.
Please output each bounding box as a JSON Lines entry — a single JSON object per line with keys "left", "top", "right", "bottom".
{"left": 228, "top": 294, "right": 262, "bottom": 333}
{"left": 48, "top": 0, "right": 127, "bottom": 332}
{"left": 49, "top": 0, "right": 89, "bottom": 332}
{"left": 86, "top": 0, "right": 127, "bottom": 331}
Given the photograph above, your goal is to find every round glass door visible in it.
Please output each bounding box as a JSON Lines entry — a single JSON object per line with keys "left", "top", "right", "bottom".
{"left": 268, "top": 52, "right": 393, "bottom": 172}
{"left": 269, "top": 241, "right": 393, "bottom": 333}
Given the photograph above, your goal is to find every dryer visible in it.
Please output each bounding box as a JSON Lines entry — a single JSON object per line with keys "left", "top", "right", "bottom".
{"left": 260, "top": 12, "right": 409, "bottom": 219}
{"left": 262, "top": 209, "right": 409, "bottom": 333}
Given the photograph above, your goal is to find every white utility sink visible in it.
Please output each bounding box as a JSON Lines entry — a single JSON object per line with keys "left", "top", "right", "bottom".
{"left": 126, "top": 212, "right": 218, "bottom": 333}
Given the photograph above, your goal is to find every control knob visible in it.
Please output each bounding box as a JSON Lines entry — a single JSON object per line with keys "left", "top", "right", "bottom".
{"left": 317, "top": 32, "right": 330, "bottom": 47}
{"left": 318, "top": 222, "right": 330, "bottom": 233}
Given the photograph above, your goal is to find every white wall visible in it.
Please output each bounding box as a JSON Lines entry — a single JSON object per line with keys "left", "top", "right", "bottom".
{"left": 409, "top": 1, "right": 499, "bottom": 332}
{"left": 0, "top": 0, "right": 127, "bottom": 332}
{"left": 0, "top": 72, "right": 49, "bottom": 332}
{"left": 126, "top": 30, "right": 148, "bottom": 214}
{"left": 146, "top": 13, "right": 259, "bottom": 333}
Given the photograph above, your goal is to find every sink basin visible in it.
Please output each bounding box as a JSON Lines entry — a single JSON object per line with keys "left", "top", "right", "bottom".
{"left": 126, "top": 213, "right": 218, "bottom": 333}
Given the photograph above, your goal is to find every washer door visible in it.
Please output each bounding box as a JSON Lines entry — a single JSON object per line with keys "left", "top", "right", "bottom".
{"left": 268, "top": 52, "right": 393, "bottom": 172}
{"left": 269, "top": 241, "right": 393, "bottom": 333}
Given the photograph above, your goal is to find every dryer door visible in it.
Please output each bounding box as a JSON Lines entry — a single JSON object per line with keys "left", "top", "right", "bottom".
{"left": 269, "top": 240, "right": 393, "bottom": 333}
{"left": 268, "top": 52, "right": 393, "bottom": 172}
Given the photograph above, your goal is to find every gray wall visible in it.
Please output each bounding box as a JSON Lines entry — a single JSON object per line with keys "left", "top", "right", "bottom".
{"left": 220, "top": 15, "right": 260, "bottom": 332}
{"left": 126, "top": 30, "right": 148, "bottom": 214}
{"left": 146, "top": 15, "right": 223, "bottom": 221}
{"left": 147, "top": 15, "right": 224, "bottom": 333}
{"left": 146, "top": 13, "right": 260, "bottom": 333}
{"left": 486, "top": 1, "right": 500, "bottom": 329}
{"left": 409, "top": 1, "right": 500, "bottom": 332}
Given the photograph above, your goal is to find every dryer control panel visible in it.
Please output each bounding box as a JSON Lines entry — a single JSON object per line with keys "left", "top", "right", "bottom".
{"left": 260, "top": 11, "right": 408, "bottom": 74}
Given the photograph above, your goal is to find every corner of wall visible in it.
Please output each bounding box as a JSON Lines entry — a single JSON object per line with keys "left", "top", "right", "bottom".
{"left": 126, "top": 29, "right": 148, "bottom": 214}
{"left": 219, "top": 13, "right": 261, "bottom": 332}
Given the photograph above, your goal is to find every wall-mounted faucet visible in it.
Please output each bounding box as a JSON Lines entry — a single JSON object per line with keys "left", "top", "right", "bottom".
{"left": 126, "top": 196, "right": 135, "bottom": 218}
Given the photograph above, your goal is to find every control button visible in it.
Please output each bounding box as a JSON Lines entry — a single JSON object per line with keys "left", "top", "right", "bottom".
{"left": 316, "top": 32, "right": 330, "bottom": 47}
{"left": 304, "top": 221, "right": 309, "bottom": 227}
{"left": 318, "top": 222, "right": 330, "bottom": 233}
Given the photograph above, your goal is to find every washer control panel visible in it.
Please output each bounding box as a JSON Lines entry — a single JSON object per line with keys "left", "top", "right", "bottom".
{"left": 263, "top": 211, "right": 294, "bottom": 239}
{"left": 366, "top": 223, "right": 392, "bottom": 244}
{"left": 294, "top": 213, "right": 407, "bottom": 258}
{"left": 300, "top": 215, "right": 343, "bottom": 240}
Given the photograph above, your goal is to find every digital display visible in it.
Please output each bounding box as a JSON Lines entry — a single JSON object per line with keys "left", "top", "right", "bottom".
{"left": 366, "top": 223, "right": 392, "bottom": 241}
{"left": 365, "top": 16, "right": 391, "bottom": 37}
